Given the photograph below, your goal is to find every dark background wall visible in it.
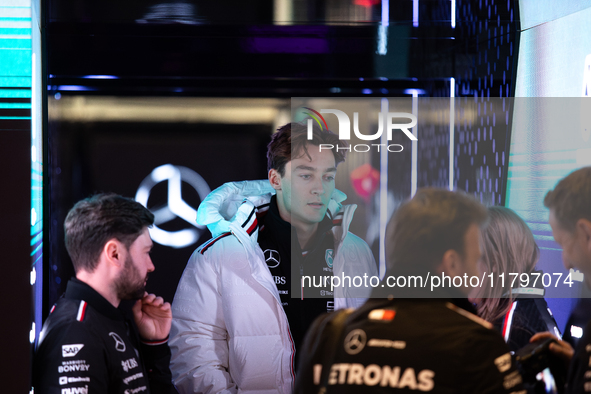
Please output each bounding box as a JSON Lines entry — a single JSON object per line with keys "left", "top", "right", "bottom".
{"left": 1, "top": 122, "right": 32, "bottom": 392}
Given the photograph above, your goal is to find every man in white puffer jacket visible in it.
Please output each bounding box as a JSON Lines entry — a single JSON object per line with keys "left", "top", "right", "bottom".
{"left": 169, "top": 122, "right": 378, "bottom": 394}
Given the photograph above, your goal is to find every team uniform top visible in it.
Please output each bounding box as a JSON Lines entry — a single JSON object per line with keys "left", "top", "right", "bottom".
{"left": 257, "top": 195, "right": 338, "bottom": 358}
{"left": 33, "top": 278, "right": 177, "bottom": 394}
{"left": 295, "top": 295, "right": 526, "bottom": 394}
{"left": 492, "top": 279, "right": 560, "bottom": 352}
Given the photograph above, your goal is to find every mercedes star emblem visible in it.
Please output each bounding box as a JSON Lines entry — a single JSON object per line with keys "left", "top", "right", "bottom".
{"left": 135, "top": 164, "right": 211, "bottom": 249}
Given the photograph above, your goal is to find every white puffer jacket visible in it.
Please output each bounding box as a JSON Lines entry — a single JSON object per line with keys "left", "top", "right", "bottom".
{"left": 170, "top": 180, "right": 378, "bottom": 394}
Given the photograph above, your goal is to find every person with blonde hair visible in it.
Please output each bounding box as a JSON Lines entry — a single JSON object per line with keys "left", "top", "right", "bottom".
{"left": 473, "top": 206, "right": 560, "bottom": 351}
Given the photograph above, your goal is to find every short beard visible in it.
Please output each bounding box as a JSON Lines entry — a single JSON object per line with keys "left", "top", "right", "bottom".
{"left": 114, "top": 254, "right": 146, "bottom": 301}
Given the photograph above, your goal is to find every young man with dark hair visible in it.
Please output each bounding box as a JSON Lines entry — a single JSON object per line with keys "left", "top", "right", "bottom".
{"left": 295, "top": 188, "right": 525, "bottom": 394}
{"left": 33, "top": 194, "right": 177, "bottom": 394}
{"left": 530, "top": 166, "right": 591, "bottom": 394}
{"left": 169, "top": 122, "right": 378, "bottom": 394}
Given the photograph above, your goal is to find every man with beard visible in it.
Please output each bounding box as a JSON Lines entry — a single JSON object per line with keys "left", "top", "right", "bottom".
{"left": 530, "top": 166, "right": 591, "bottom": 394}
{"left": 33, "top": 194, "right": 178, "bottom": 394}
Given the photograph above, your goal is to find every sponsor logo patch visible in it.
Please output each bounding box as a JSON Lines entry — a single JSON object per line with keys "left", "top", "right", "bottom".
{"left": 62, "top": 344, "right": 84, "bottom": 358}
{"left": 123, "top": 372, "right": 144, "bottom": 385}
{"left": 368, "top": 339, "right": 406, "bottom": 349}
{"left": 58, "top": 360, "right": 89, "bottom": 373}
{"left": 124, "top": 386, "right": 148, "bottom": 394}
{"left": 61, "top": 386, "right": 88, "bottom": 394}
{"left": 503, "top": 371, "right": 522, "bottom": 390}
{"left": 325, "top": 249, "right": 334, "bottom": 269}
{"left": 109, "top": 332, "right": 126, "bottom": 352}
{"left": 122, "top": 358, "right": 139, "bottom": 373}
{"left": 344, "top": 329, "right": 367, "bottom": 355}
{"left": 313, "top": 364, "right": 434, "bottom": 391}
{"left": 495, "top": 353, "right": 512, "bottom": 373}
{"left": 264, "top": 249, "right": 281, "bottom": 268}
{"left": 59, "top": 376, "right": 91, "bottom": 385}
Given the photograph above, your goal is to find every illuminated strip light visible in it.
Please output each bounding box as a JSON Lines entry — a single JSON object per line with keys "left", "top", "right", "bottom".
{"left": 404, "top": 89, "right": 426, "bottom": 95}
{"left": 378, "top": 26, "right": 387, "bottom": 55}
{"left": 382, "top": 0, "right": 389, "bottom": 26}
{"left": 0, "top": 35, "right": 32, "bottom": 39}
{"left": 413, "top": 0, "right": 419, "bottom": 27}
{"left": 31, "top": 53, "right": 36, "bottom": 140}
{"left": 0, "top": 21, "right": 31, "bottom": 28}
{"left": 0, "top": 8, "right": 31, "bottom": 17}
{"left": 449, "top": 77, "right": 455, "bottom": 191}
{"left": 29, "top": 322, "right": 35, "bottom": 343}
{"left": 411, "top": 92, "right": 418, "bottom": 197}
{"left": 81, "top": 75, "right": 118, "bottom": 79}
{"left": 56, "top": 85, "right": 96, "bottom": 91}
{"left": 377, "top": 0, "right": 388, "bottom": 55}
{"left": 379, "top": 98, "right": 389, "bottom": 278}
{"left": 451, "top": 0, "right": 456, "bottom": 28}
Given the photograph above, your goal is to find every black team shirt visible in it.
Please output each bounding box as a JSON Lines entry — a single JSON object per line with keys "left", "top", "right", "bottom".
{"left": 257, "top": 196, "right": 335, "bottom": 360}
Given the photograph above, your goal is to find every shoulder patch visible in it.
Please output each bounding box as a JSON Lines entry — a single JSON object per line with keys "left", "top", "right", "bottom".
{"left": 368, "top": 309, "right": 396, "bottom": 321}
{"left": 240, "top": 205, "right": 258, "bottom": 236}
{"left": 198, "top": 232, "right": 232, "bottom": 255}
{"left": 445, "top": 302, "right": 492, "bottom": 329}
{"left": 76, "top": 300, "right": 88, "bottom": 322}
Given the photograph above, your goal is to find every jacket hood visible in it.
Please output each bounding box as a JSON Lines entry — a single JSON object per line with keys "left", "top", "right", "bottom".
{"left": 196, "top": 179, "right": 348, "bottom": 237}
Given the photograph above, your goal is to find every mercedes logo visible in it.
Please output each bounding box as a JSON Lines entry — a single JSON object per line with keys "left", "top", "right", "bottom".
{"left": 344, "top": 329, "right": 367, "bottom": 355}
{"left": 264, "top": 249, "right": 281, "bottom": 268}
{"left": 135, "top": 164, "right": 211, "bottom": 249}
{"left": 109, "top": 332, "right": 126, "bottom": 352}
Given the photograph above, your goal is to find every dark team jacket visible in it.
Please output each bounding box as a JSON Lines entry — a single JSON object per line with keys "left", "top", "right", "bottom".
{"left": 493, "top": 296, "right": 560, "bottom": 353}
{"left": 565, "top": 318, "right": 591, "bottom": 394}
{"left": 257, "top": 195, "right": 336, "bottom": 357}
{"left": 33, "top": 278, "right": 178, "bottom": 394}
{"left": 295, "top": 294, "right": 526, "bottom": 394}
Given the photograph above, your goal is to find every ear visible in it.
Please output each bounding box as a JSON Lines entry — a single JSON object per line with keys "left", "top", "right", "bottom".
{"left": 437, "top": 249, "right": 460, "bottom": 276}
{"left": 577, "top": 218, "right": 591, "bottom": 252}
{"left": 103, "top": 239, "right": 124, "bottom": 268}
{"left": 268, "top": 168, "right": 282, "bottom": 191}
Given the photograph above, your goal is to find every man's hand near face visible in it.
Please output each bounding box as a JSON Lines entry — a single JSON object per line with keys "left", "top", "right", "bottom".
{"left": 133, "top": 292, "right": 172, "bottom": 340}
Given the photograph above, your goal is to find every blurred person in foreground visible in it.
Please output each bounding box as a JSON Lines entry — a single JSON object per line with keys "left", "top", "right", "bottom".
{"left": 294, "top": 188, "right": 525, "bottom": 394}
{"left": 169, "top": 122, "right": 378, "bottom": 394}
{"left": 530, "top": 166, "right": 591, "bottom": 394}
{"left": 473, "top": 206, "right": 560, "bottom": 351}
{"left": 33, "top": 193, "right": 177, "bottom": 394}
